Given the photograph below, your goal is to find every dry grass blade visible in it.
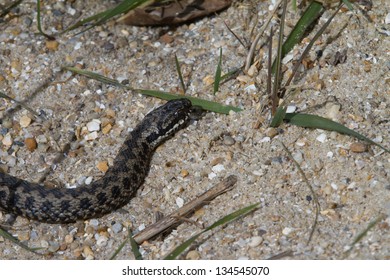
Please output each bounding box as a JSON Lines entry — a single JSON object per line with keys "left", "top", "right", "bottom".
{"left": 0, "top": 91, "right": 42, "bottom": 119}
{"left": 213, "top": 48, "right": 223, "bottom": 94}
{"left": 133, "top": 175, "right": 237, "bottom": 244}
{"left": 344, "top": 214, "right": 386, "bottom": 256}
{"left": 164, "top": 202, "right": 260, "bottom": 259}
{"left": 0, "top": 0, "right": 24, "bottom": 18}
{"left": 36, "top": 0, "right": 55, "bottom": 39}
{"left": 280, "top": 141, "right": 320, "bottom": 245}
{"left": 174, "top": 54, "right": 186, "bottom": 94}
{"left": 0, "top": 226, "right": 43, "bottom": 254}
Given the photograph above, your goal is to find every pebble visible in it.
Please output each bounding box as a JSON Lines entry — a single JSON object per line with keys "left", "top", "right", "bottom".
{"left": 186, "top": 250, "right": 201, "bottom": 260}
{"left": 83, "top": 245, "right": 94, "bottom": 259}
{"left": 176, "top": 197, "right": 184, "bottom": 208}
{"left": 282, "top": 227, "right": 293, "bottom": 236}
{"left": 2, "top": 133, "right": 13, "bottom": 146}
{"left": 89, "top": 219, "right": 99, "bottom": 228}
{"left": 326, "top": 104, "right": 341, "bottom": 121}
{"left": 24, "top": 137, "right": 37, "bottom": 151}
{"left": 19, "top": 115, "right": 32, "bottom": 127}
{"left": 97, "top": 161, "right": 109, "bottom": 172}
{"left": 316, "top": 133, "right": 327, "bottom": 143}
{"left": 265, "top": 127, "right": 278, "bottom": 138}
{"left": 286, "top": 105, "right": 297, "bottom": 113}
{"left": 87, "top": 119, "right": 101, "bottom": 132}
{"left": 350, "top": 142, "right": 368, "bottom": 153}
{"left": 85, "top": 131, "right": 98, "bottom": 141}
{"left": 17, "top": 231, "right": 30, "bottom": 241}
{"left": 212, "top": 164, "right": 225, "bottom": 173}
{"left": 96, "top": 235, "right": 108, "bottom": 247}
{"left": 64, "top": 234, "right": 74, "bottom": 244}
{"left": 102, "top": 124, "right": 112, "bottom": 134}
{"left": 46, "top": 40, "right": 59, "bottom": 51}
{"left": 223, "top": 135, "right": 235, "bottom": 146}
{"left": 48, "top": 242, "right": 60, "bottom": 252}
{"left": 248, "top": 236, "right": 263, "bottom": 248}
{"left": 111, "top": 222, "right": 123, "bottom": 234}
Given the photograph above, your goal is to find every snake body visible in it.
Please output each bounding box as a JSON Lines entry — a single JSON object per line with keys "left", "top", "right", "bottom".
{"left": 0, "top": 99, "right": 192, "bottom": 223}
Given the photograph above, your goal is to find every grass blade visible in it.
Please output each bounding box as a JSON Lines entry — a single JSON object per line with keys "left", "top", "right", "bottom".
{"left": 0, "top": 0, "right": 24, "bottom": 18}
{"left": 270, "top": 106, "right": 287, "bottom": 127}
{"left": 271, "top": 1, "right": 324, "bottom": 72}
{"left": 110, "top": 227, "right": 143, "bottom": 260}
{"left": 36, "top": 0, "right": 55, "bottom": 39}
{"left": 63, "top": 0, "right": 148, "bottom": 34}
{"left": 164, "top": 202, "right": 260, "bottom": 259}
{"left": 0, "top": 226, "right": 42, "bottom": 254}
{"left": 63, "top": 66, "right": 242, "bottom": 114}
{"left": 174, "top": 54, "right": 186, "bottom": 93}
{"left": 0, "top": 91, "right": 42, "bottom": 119}
{"left": 284, "top": 113, "right": 389, "bottom": 153}
{"left": 213, "top": 48, "right": 223, "bottom": 94}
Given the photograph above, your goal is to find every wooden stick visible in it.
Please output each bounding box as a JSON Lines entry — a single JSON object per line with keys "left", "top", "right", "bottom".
{"left": 133, "top": 175, "right": 237, "bottom": 244}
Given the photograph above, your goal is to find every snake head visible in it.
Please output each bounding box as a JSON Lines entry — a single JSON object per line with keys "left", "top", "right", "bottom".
{"left": 143, "top": 98, "right": 192, "bottom": 148}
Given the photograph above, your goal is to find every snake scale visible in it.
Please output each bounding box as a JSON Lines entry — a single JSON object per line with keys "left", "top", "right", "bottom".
{"left": 0, "top": 99, "right": 192, "bottom": 224}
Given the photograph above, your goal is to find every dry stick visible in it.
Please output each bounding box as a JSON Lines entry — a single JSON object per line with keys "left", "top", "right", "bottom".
{"left": 133, "top": 175, "right": 238, "bottom": 244}
{"left": 244, "top": 0, "right": 283, "bottom": 72}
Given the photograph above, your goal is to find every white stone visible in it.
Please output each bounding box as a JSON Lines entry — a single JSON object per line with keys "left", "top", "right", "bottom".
{"left": 286, "top": 105, "right": 297, "bottom": 113}
{"left": 248, "top": 236, "right": 263, "bottom": 247}
{"left": 87, "top": 119, "right": 101, "bottom": 132}
{"left": 176, "top": 197, "right": 184, "bottom": 208}
{"left": 282, "top": 227, "right": 293, "bottom": 236}
{"left": 316, "top": 133, "right": 327, "bottom": 143}
{"left": 212, "top": 164, "right": 225, "bottom": 173}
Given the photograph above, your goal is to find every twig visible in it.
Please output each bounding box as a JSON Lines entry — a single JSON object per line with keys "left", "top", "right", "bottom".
{"left": 245, "top": 0, "right": 283, "bottom": 72}
{"left": 133, "top": 175, "right": 238, "bottom": 244}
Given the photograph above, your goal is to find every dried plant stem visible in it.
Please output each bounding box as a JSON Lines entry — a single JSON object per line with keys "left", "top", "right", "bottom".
{"left": 133, "top": 175, "right": 237, "bottom": 244}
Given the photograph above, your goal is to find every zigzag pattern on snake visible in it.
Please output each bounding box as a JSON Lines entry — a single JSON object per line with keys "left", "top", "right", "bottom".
{"left": 0, "top": 99, "right": 192, "bottom": 224}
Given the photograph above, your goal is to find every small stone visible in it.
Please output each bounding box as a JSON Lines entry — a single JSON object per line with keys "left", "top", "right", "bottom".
{"left": 102, "top": 124, "right": 112, "bottom": 134}
{"left": 2, "top": 133, "right": 13, "bottom": 146}
{"left": 248, "top": 236, "right": 263, "bottom": 248}
{"left": 282, "top": 227, "right": 293, "bottom": 236}
{"left": 212, "top": 164, "right": 225, "bottom": 173}
{"left": 316, "top": 133, "right": 327, "bottom": 143}
{"left": 83, "top": 245, "right": 94, "bottom": 259}
{"left": 326, "top": 104, "right": 341, "bottom": 121}
{"left": 85, "top": 131, "right": 98, "bottom": 141}
{"left": 17, "top": 231, "right": 30, "bottom": 241}
{"left": 210, "top": 157, "right": 224, "bottom": 166}
{"left": 160, "top": 33, "right": 174, "bottom": 44}
{"left": 64, "top": 234, "right": 74, "bottom": 244}
{"left": 89, "top": 219, "right": 99, "bottom": 228}
{"left": 97, "top": 161, "right": 109, "bottom": 172}
{"left": 176, "top": 197, "right": 184, "bottom": 208}
{"left": 48, "top": 242, "right": 60, "bottom": 252}
{"left": 96, "top": 235, "right": 108, "bottom": 247}
{"left": 186, "top": 250, "right": 200, "bottom": 260}
{"left": 87, "top": 119, "right": 101, "bottom": 132}
{"left": 223, "top": 135, "right": 235, "bottom": 146}
{"left": 19, "top": 115, "right": 32, "bottom": 128}
{"left": 46, "top": 40, "right": 59, "bottom": 51}
{"left": 111, "top": 222, "right": 123, "bottom": 234}
{"left": 265, "top": 127, "right": 278, "bottom": 138}
{"left": 180, "top": 169, "right": 189, "bottom": 178}
{"left": 350, "top": 142, "right": 368, "bottom": 153}
{"left": 25, "top": 137, "right": 37, "bottom": 151}
{"left": 286, "top": 105, "right": 297, "bottom": 113}
{"left": 40, "top": 240, "right": 49, "bottom": 248}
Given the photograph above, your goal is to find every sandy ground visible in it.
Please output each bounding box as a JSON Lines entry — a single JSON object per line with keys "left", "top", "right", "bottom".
{"left": 0, "top": 0, "right": 389, "bottom": 259}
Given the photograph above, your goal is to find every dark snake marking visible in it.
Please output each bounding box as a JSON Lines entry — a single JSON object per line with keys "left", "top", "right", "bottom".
{"left": 0, "top": 99, "right": 192, "bottom": 223}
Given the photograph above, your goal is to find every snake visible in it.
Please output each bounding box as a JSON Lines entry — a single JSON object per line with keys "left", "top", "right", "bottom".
{"left": 0, "top": 99, "right": 192, "bottom": 224}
